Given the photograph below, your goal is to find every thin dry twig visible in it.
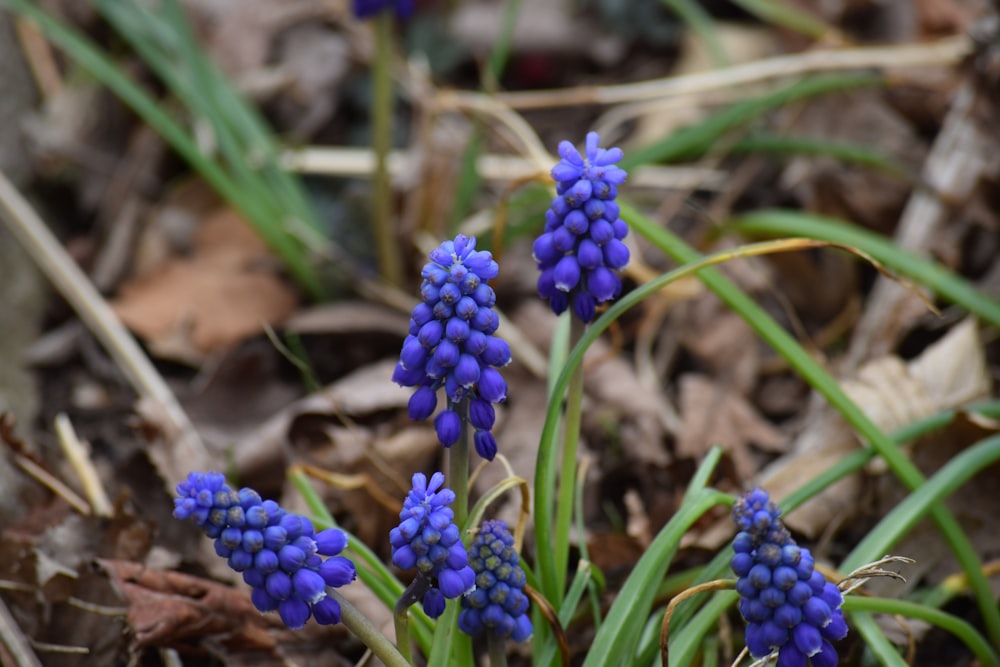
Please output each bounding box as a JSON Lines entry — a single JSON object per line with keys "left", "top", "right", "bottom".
{"left": 53, "top": 413, "right": 113, "bottom": 518}
{"left": 0, "top": 594, "right": 43, "bottom": 667}
{"left": 0, "top": 169, "right": 211, "bottom": 475}
{"left": 487, "top": 36, "right": 971, "bottom": 110}
{"left": 13, "top": 454, "right": 91, "bottom": 515}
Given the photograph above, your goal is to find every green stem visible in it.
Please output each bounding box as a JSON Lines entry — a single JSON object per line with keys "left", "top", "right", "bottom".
{"left": 393, "top": 576, "right": 430, "bottom": 665}
{"left": 371, "top": 10, "right": 402, "bottom": 286}
{"left": 554, "top": 316, "right": 586, "bottom": 599}
{"left": 332, "top": 589, "right": 411, "bottom": 667}
{"left": 450, "top": 399, "right": 471, "bottom": 529}
{"left": 487, "top": 632, "right": 509, "bottom": 667}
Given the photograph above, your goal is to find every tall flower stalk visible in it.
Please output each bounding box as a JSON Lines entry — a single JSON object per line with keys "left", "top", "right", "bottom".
{"left": 352, "top": 1, "right": 413, "bottom": 286}
{"left": 533, "top": 132, "right": 629, "bottom": 597}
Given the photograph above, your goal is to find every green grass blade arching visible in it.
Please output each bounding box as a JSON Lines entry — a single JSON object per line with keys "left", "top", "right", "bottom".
{"left": 533, "top": 239, "right": 839, "bottom": 606}
{"left": 8, "top": 0, "right": 326, "bottom": 297}
{"left": 845, "top": 598, "right": 999, "bottom": 667}
{"left": 652, "top": 405, "right": 1000, "bottom": 665}
{"left": 731, "top": 209, "right": 1000, "bottom": 328}
{"left": 621, "top": 202, "right": 1000, "bottom": 650}
{"left": 731, "top": 134, "right": 912, "bottom": 178}
{"left": 851, "top": 613, "right": 911, "bottom": 667}
{"left": 619, "top": 73, "right": 880, "bottom": 170}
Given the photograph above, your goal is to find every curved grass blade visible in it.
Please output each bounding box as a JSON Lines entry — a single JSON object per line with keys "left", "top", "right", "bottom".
{"left": 619, "top": 73, "right": 881, "bottom": 169}
{"left": 844, "top": 597, "right": 999, "bottom": 667}
{"left": 731, "top": 209, "right": 1000, "bottom": 328}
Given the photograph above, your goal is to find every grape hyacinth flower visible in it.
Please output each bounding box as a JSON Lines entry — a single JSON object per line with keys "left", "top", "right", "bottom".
{"left": 173, "top": 472, "right": 356, "bottom": 630}
{"left": 458, "top": 520, "right": 532, "bottom": 642}
{"left": 392, "top": 234, "right": 511, "bottom": 460}
{"left": 390, "top": 472, "right": 475, "bottom": 618}
{"left": 534, "top": 131, "right": 630, "bottom": 323}
{"left": 352, "top": 0, "right": 415, "bottom": 19}
{"left": 731, "top": 489, "right": 848, "bottom": 667}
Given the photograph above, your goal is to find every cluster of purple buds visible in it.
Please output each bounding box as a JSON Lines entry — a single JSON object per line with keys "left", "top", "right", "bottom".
{"left": 458, "top": 520, "right": 532, "bottom": 642}
{"left": 731, "top": 489, "right": 848, "bottom": 667}
{"left": 392, "top": 235, "right": 511, "bottom": 460}
{"left": 352, "top": 0, "right": 414, "bottom": 19}
{"left": 534, "top": 131, "right": 630, "bottom": 323}
{"left": 390, "top": 472, "right": 475, "bottom": 617}
{"left": 173, "top": 472, "right": 356, "bottom": 630}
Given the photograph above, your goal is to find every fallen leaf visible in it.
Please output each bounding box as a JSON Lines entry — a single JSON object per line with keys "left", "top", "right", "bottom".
{"left": 770, "top": 318, "right": 989, "bottom": 536}
{"left": 98, "top": 559, "right": 283, "bottom": 652}
{"left": 677, "top": 373, "right": 786, "bottom": 479}
{"left": 113, "top": 209, "right": 299, "bottom": 363}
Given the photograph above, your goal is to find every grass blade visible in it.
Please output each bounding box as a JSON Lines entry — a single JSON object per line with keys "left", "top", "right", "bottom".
{"left": 731, "top": 209, "right": 1000, "bottom": 328}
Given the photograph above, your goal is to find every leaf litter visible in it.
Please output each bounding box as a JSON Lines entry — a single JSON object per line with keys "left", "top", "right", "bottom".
{"left": 1, "top": 1, "right": 1000, "bottom": 665}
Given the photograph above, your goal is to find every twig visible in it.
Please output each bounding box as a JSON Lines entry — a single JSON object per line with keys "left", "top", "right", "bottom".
{"left": 482, "top": 36, "right": 971, "bottom": 109}
{"left": 0, "top": 594, "right": 43, "bottom": 667}
{"left": 0, "top": 169, "right": 211, "bottom": 474}
{"left": 281, "top": 146, "right": 726, "bottom": 191}
{"left": 53, "top": 413, "right": 113, "bottom": 517}
{"left": 13, "top": 454, "right": 91, "bottom": 515}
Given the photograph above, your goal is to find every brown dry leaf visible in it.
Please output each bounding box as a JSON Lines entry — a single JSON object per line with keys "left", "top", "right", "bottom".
{"left": 113, "top": 209, "right": 299, "bottom": 363}
{"left": 230, "top": 358, "right": 440, "bottom": 546}
{"left": 511, "top": 301, "right": 672, "bottom": 466}
{"left": 233, "top": 358, "right": 416, "bottom": 480}
{"left": 98, "top": 559, "right": 283, "bottom": 652}
{"left": 847, "top": 82, "right": 1000, "bottom": 363}
{"left": 284, "top": 301, "right": 411, "bottom": 337}
{"left": 845, "top": 318, "right": 990, "bottom": 437}
{"left": 677, "top": 373, "right": 786, "bottom": 479}
{"left": 767, "top": 318, "right": 989, "bottom": 537}
{"left": 676, "top": 294, "right": 761, "bottom": 394}
{"left": 692, "top": 318, "right": 991, "bottom": 548}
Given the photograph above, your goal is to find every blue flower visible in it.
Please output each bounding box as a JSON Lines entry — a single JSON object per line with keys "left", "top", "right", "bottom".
{"left": 390, "top": 472, "right": 475, "bottom": 618}
{"left": 535, "top": 132, "right": 630, "bottom": 323}
{"left": 174, "top": 472, "right": 356, "bottom": 630}
{"left": 392, "top": 235, "right": 511, "bottom": 459}
{"left": 731, "top": 489, "right": 847, "bottom": 667}
{"left": 458, "top": 520, "right": 532, "bottom": 642}
{"left": 352, "top": 0, "right": 414, "bottom": 19}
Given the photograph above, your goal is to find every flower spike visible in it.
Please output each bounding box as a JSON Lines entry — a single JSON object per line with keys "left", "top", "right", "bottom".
{"left": 392, "top": 234, "right": 511, "bottom": 459}
{"left": 174, "top": 472, "right": 356, "bottom": 629}
{"left": 389, "top": 472, "right": 475, "bottom": 617}
{"left": 458, "top": 520, "right": 532, "bottom": 642}
{"left": 731, "top": 489, "right": 847, "bottom": 667}
{"left": 535, "top": 131, "right": 630, "bottom": 323}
